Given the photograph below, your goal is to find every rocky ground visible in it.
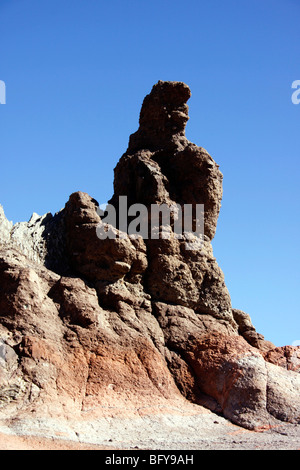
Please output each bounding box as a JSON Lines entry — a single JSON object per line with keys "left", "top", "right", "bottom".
{"left": 1, "top": 408, "right": 299, "bottom": 450}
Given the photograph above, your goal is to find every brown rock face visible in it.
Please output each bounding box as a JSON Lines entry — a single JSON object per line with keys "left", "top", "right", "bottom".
{"left": 0, "top": 81, "right": 299, "bottom": 437}
{"left": 263, "top": 346, "right": 300, "bottom": 373}
{"left": 111, "top": 81, "right": 223, "bottom": 240}
{"left": 232, "top": 309, "right": 275, "bottom": 352}
{"left": 128, "top": 80, "right": 191, "bottom": 153}
{"left": 182, "top": 334, "right": 300, "bottom": 429}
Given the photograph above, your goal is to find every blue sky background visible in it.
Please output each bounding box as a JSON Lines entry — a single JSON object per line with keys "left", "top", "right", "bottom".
{"left": 0, "top": 0, "right": 299, "bottom": 347}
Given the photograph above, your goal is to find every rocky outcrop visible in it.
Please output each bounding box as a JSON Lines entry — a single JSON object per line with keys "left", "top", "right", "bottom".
{"left": 0, "top": 247, "right": 179, "bottom": 423}
{"left": 0, "top": 81, "right": 299, "bottom": 437}
{"left": 181, "top": 334, "right": 300, "bottom": 429}
{"left": 0, "top": 205, "right": 69, "bottom": 274}
{"left": 232, "top": 309, "right": 274, "bottom": 352}
{"left": 263, "top": 346, "right": 300, "bottom": 373}
{"left": 0, "top": 206, "right": 13, "bottom": 245}
{"left": 110, "top": 81, "right": 223, "bottom": 241}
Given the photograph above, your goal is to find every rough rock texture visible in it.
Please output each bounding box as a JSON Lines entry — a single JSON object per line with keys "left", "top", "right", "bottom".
{"left": 232, "top": 309, "right": 275, "bottom": 352}
{"left": 182, "top": 334, "right": 300, "bottom": 429}
{"left": 263, "top": 346, "right": 300, "bottom": 373}
{"left": 0, "top": 81, "right": 299, "bottom": 445}
{"left": 0, "top": 205, "right": 69, "bottom": 274}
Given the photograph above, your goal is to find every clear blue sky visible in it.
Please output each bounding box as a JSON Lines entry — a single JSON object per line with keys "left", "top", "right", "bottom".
{"left": 0, "top": 0, "right": 299, "bottom": 347}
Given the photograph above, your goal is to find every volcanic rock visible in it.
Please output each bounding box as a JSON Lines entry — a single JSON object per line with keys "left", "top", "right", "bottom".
{"left": 0, "top": 81, "right": 299, "bottom": 443}
{"left": 263, "top": 346, "right": 300, "bottom": 373}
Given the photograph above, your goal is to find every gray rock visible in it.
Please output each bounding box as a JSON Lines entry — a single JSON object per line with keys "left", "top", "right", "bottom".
{"left": 0, "top": 205, "right": 70, "bottom": 275}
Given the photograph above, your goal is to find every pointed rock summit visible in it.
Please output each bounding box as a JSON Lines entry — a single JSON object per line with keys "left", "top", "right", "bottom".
{"left": 127, "top": 80, "right": 191, "bottom": 152}
{"left": 111, "top": 80, "right": 223, "bottom": 240}
{"left": 0, "top": 81, "right": 299, "bottom": 444}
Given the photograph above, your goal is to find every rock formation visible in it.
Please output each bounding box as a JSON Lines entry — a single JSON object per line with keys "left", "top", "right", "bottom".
{"left": 0, "top": 81, "right": 299, "bottom": 441}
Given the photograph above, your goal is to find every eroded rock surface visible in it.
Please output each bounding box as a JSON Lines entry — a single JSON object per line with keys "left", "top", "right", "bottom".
{"left": 0, "top": 81, "right": 299, "bottom": 437}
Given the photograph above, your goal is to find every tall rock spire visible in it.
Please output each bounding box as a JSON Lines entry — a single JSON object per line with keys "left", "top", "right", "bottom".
{"left": 128, "top": 80, "right": 191, "bottom": 153}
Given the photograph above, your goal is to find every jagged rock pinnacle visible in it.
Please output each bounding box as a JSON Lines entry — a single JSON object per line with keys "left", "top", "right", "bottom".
{"left": 128, "top": 80, "right": 191, "bottom": 152}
